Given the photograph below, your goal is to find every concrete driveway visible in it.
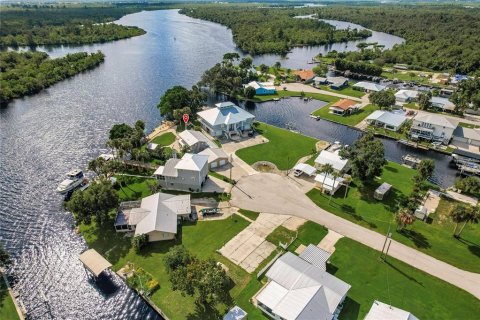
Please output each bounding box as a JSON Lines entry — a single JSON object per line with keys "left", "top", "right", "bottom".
{"left": 231, "top": 172, "right": 480, "bottom": 299}
{"left": 218, "top": 212, "right": 289, "bottom": 273}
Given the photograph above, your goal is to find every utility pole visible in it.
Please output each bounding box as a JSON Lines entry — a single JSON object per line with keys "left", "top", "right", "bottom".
{"left": 229, "top": 154, "right": 233, "bottom": 182}
{"left": 381, "top": 223, "right": 392, "bottom": 261}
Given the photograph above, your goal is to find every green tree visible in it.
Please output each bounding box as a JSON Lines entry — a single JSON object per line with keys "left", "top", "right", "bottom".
{"left": 223, "top": 52, "right": 240, "bottom": 62}
{"left": 239, "top": 57, "right": 253, "bottom": 70}
{"left": 157, "top": 86, "right": 206, "bottom": 120}
{"left": 0, "top": 244, "right": 12, "bottom": 268}
{"left": 274, "top": 61, "right": 281, "bottom": 70}
{"left": 244, "top": 86, "right": 256, "bottom": 99}
{"left": 109, "top": 123, "right": 134, "bottom": 140}
{"left": 312, "top": 64, "right": 328, "bottom": 77}
{"left": 450, "top": 78, "right": 480, "bottom": 114}
{"left": 396, "top": 207, "right": 416, "bottom": 231}
{"left": 164, "top": 245, "right": 193, "bottom": 272}
{"left": 417, "top": 91, "right": 432, "bottom": 110}
{"left": 319, "top": 164, "right": 334, "bottom": 191}
{"left": 414, "top": 159, "right": 435, "bottom": 185}
{"left": 369, "top": 90, "right": 396, "bottom": 109}
{"left": 339, "top": 132, "right": 386, "bottom": 182}
{"left": 132, "top": 234, "right": 149, "bottom": 253}
{"left": 450, "top": 204, "right": 473, "bottom": 237}
{"left": 67, "top": 180, "right": 119, "bottom": 225}
{"left": 457, "top": 206, "right": 480, "bottom": 238}
{"left": 259, "top": 64, "right": 269, "bottom": 75}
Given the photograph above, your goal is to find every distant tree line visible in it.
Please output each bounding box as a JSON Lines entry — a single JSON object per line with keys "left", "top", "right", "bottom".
{"left": 313, "top": 5, "right": 480, "bottom": 73}
{"left": 0, "top": 50, "right": 105, "bottom": 105}
{"left": 180, "top": 6, "right": 371, "bottom": 55}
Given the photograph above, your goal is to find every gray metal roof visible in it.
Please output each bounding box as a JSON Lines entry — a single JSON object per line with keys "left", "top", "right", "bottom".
{"left": 366, "top": 110, "right": 407, "bottom": 128}
{"left": 299, "top": 244, "right": 331, "bottom": 271}
{"left": 453, "top": 126, "right": 480, "bottom": 141}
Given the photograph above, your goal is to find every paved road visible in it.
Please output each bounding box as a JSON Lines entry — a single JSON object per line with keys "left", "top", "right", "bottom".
{"left": 278, "top": 83, "right": 363, "bottom": 102}
{"left": 231, "top": 172, "right": 480, "bottom": 299}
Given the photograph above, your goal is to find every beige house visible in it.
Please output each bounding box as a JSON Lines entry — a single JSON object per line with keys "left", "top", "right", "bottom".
{"left": 198, "top": 147, "right": 229, "bottom": 169}
{"left": 114, "top": 193, "right": 191, "bottom": 242}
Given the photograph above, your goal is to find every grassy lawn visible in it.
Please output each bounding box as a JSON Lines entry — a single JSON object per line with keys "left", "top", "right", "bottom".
{"left": 151, "top": 132, "right": 176, "bottom": 146}
{"left": 0, "top": 280, "right": 19, "bottom": 320}
{"left": 381, "top": 70, "right": 434, "bottom": 86}
{"left": 254, "top": 90, "right": 340, "bottom": 103}
{"left": 459, "top": 122, "right": 480, "bottom": 129}
{"left": 236, "top": 123, "right": 318, "bottom": 170}
{"left": 80, "top": 214, "right": 254, "bottom": 319}
{"left": 266, "top": 226, "right": 296, "bottom": 247}
{"left": 306, "top": 161, "right": 480, "bottom": 272}
{"left": 317, "top": 84, "right": 365, "bottom": 98}
{"left": 331, "top": 238, "right": 480, "bottom": 320}
{"left": 312, "top": 104, "right": 377, "bottom": 126}
{"left": 116, "top": 176, "right": 157, "bottom": 201}
{"left": 209, "top": 171, "right": 236, "bottom": 184}
{"left": 289, "top": 221, "right": 329, "bottom": 252}
{"left": 238, "top": 209, "right": 260, "bottom": 221}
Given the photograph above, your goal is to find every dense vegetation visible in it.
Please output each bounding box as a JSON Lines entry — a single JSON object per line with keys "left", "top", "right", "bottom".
{"left": 180, "top": 6, "right": 371, "bottom": 55}
{"left": 314, "top": 5, "right": 480, "bottom": 73}
{"left": 0, "top": 50, "right": 104, "bottom": 104}
{"left": 0, "top": 4, "right": 174, "bottom": 47}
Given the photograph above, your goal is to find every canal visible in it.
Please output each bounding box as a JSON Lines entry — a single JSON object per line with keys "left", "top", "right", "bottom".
{"left": 0, "top": 9, "right": 457, "bottom": 319}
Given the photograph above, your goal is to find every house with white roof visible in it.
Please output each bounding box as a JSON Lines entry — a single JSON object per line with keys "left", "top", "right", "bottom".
{"left": 255, "top": 251, "right": 350, "bottom": 320}
{"left": 353, "top": 81, "right": 386, "bottom": 93}
{"left": 245, "top": 81, "right": 276, "bottom": 95}
{"left": 199, "top": 147, "right": 229, "bottom": 169}
{"left": 430, "top": 96, "right": 455, "bottom": 112}
{"left": 314, "top": 150, "right": 350, "bottom": 173}
{"left": 197, "top": 102, "right": 256, "bottom": 139}
{"left": 365, "top": 300, "right": 419, "bottom": 320}
{"left": 178, "top": 129, "right": 215, "bottom": 153}
{"left": 409, "top": 113, "right": 458, "bottom": 144}
{"left": 366, "top": 110, "right": 408, "bottom": 131}
{"left": 114, "top": 192, "right": 191, "bottom": 242}
{"left": 315, "top": 173, "right": 345, "bottom": 195}
{"left": 395, "top": 90, "right": 419, "bottom": 103}
{"left": 154, "top": 153, "right": 209, "bottom": 192}
{"left": 452, "top": 126, "right": 480, "bottom": 149}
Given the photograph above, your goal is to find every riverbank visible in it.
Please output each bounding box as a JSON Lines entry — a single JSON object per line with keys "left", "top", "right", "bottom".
{"left": 1, "top": 271, "right": 22, "bottom": 320}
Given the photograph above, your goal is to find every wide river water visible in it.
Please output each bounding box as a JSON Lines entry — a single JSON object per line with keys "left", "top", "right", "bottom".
{"left": 0, "top": 9, "right": 458, "bottom": 319}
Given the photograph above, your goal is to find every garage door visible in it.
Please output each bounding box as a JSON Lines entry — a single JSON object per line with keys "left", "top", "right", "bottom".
{"left": 219, "top": 159, "right": 226, "bottom": 166}
{"left": 211, "top": 162, "right": 218, "bottom": 169}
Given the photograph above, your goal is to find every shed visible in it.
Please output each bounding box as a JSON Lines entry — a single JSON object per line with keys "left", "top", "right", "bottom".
{"left": 374, "top": 182, "right": 392, "bottom": 200}
{"left": 79, "top": 249, "right": 112, "bottom": 277}
{"left": 299, "top": 244, "right": 331, "bottom": 271}
{"left": 223, "top": 306, "right": 247, "bottom": 320}
{"left": 415, "top": 205, "right": 428, "bottom": 221}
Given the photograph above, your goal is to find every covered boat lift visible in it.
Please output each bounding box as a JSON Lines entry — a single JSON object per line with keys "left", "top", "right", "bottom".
{"left": 79, "top": 249, "right": 112, "bottom": 278}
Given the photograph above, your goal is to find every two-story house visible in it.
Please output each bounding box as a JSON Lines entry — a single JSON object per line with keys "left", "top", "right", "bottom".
{"left": 153, "top": 153, "right": 209, "bottom": 192}
{"left": 197, "top": 102, "right": 255, "bottom": 139}
{"left": 409, "top": 114, "right": 458, "bottom": 144}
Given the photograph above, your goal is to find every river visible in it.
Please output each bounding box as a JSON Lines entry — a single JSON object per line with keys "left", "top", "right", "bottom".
{"left": 0, "top": 9, "right": 456, "bottom": 319}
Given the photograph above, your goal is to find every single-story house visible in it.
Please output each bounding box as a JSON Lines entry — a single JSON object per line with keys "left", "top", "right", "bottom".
{"left": 198, "top": 147, "right": 229, "bottom": 169}
{"left": 430, "top": 96, "right": 455, "bottom": 112}
{"left": 409, "top": 113, "right": 458, "bottom": 144}
{"left": 353, "top": 81, "right": 386, "bottom": 93}
{"left": 365, "top": 110, "right": 407, "bottom": 131}
{"left": 245, "top": 81, "right": 276, "bottom": 95}
{"left": 315, "top": 173, "right": 345, "bottom": 195}
{"left": 293, "top": 69, "right": 316, "bottom": 83}
{"left": 395, "top": 90, "right": 419, "bottom": 103}
{"left": 326, "top": 76, "right": 349, "bottom": 90}
{"left": 178, "top": 129, "right": 215, "bottom": 153}
{"left": 452, "top": 126, "right": 480, "bottom": 148}
{"left": 329, "top": 99, "right": 359, "bottom": 116}
{"left": 154, "top": 153, "right": 209, "bottom": 192}
{"left": 147, "top": 143, "right": 159, "bottom": 151}
{"left": 365, "top": 300, "right": 419, "bottom": 320}
{"left": 314, "top": 149, "right": 349, "bottom": 173}
{"left": 197, "top": 102, "right": 256, "bottom": 139}
{"left": 114, "top": 192, "right": 191, "bottom": 242}
{"left": 313, "top": 76, "right": 328, "bottom": 86}
{"left": 255, "top": 252, "right": 351, "bottom": 320}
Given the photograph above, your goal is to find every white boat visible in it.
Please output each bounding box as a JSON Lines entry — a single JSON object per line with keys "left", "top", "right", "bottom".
{"left": 56, "top": 169, "right": 85, "bottom": 194}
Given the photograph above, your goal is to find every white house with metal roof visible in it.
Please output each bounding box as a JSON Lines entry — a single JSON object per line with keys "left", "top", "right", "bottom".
{"left": 365, "top": 300, "right": 419, "bottom": 320}
{"left": 178, "top": 129, "right": 215, "bottom": 153}
{"left": 353, "top": 81, "right": 386, "bottom": 93}
{"left": 430, "top": 96, "right": 455, "bottom": 112}
{"left": 114, "top": 192, "right": 191, "bottom": 242}
{"left": 409, "top": 113, "right": 458, "bottom": 144}
{"left": 366, "top": 110, "right": 408, "bottom": 131}
{"left": 314, "top": 150, "right": 350, "bottom": 173}
{"left": 255, "top": 252, "right": 351, "bottom": 320}
{"left": 154, "top": 153, "right": 209, "bottom": 191}
{"left": 452, "top": 126, "right": 480, "bottom": 149}
{"left": 197, "top": 102, "right": 255, "bottom": 139}
{"left": 395, "top": 90, "right": 419, "bottom": 103}
{"left": 315, "top": 173, "right": 345, "bottom": 195}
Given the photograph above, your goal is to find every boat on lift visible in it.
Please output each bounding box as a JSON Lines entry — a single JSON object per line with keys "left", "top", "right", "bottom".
{"left": 56, "top": 169, "right": 86, "bottom": 194}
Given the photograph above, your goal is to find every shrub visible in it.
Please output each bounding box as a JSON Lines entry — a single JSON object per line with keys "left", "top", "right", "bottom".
{"left": 132, "top": 234, "right": 149, "bottom": 252}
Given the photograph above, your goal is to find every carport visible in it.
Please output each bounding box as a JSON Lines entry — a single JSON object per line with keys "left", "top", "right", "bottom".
{"left": 293, "top": 163, "right": 317, "bottom": 177}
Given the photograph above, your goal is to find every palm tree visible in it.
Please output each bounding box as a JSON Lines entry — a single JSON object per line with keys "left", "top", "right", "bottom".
{"left": 457, "top": 206, "right": 480, "bottom": 238}
{"left": 274, "top": 61, "right": 281, "bottom": 70}
{"left": 342, "top": 175, "right": 352, "bottom": 198}
{"left": 329, "top": 171, "right": 341, "bottom": 204}
{"left": 396, "top": 208, "right": 416, "bottom": 231}
{"left": 320, "top": 164, "right": 334, "bottom": 193}
{"left": 450, "top": 204, "right": 471, "bottom": 237}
